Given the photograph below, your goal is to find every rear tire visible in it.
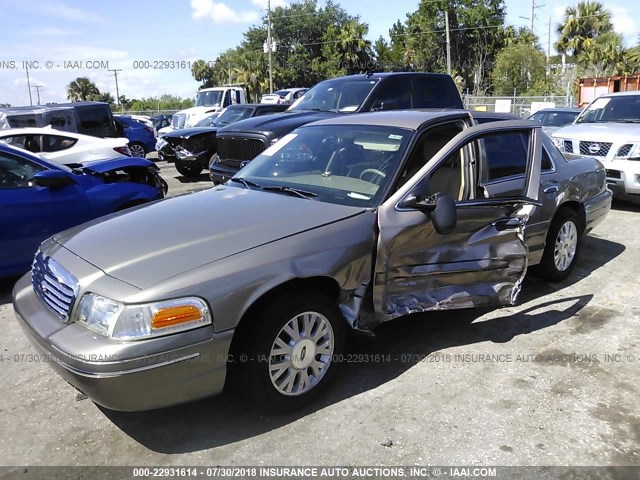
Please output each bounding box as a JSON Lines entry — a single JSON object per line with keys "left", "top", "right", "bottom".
{"left": 536, "top": 208, "right": 582, "bottom": 282}
{"left": 230, "top": 292, "right": 346, "bottom": 411}
{"left": 175, "top": 160, "right": 204, "bottom": 177}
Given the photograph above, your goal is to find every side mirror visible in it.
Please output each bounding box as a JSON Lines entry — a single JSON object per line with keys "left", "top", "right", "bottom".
{"left": 31, "top": 170, "right": 75, "bottom": 189}
{"left": 399, "top": 192, "right": 457, "bottom": 235}
{"left": 372, "top": 100, "right": 399, "bottom": 111}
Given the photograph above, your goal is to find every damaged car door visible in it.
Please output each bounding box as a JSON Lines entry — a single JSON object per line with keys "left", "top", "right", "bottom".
{"left": 373, "top": 121, "right": 542, "bottom": 322}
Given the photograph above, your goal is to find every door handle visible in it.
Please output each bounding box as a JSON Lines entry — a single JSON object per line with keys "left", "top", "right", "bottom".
{"left": 544, "top": 185, "right": 559, "bottom": 194}
{"left": 493, "top": 218, "right": 522, "bottom": 231}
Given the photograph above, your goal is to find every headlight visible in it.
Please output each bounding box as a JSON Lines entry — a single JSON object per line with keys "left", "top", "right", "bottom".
{"left": 551, "top": 136, "right": 564, "bottom": 150}
{"left": 75, "top": 293, "right": 211, "bottom": 340}
{"left": 628, "top": 144, "right": 640, "bottom": 160}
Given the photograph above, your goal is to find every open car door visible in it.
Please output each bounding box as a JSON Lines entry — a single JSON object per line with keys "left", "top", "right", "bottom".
{"left": 372, "top": 120, "right": 542, "bottom": 323}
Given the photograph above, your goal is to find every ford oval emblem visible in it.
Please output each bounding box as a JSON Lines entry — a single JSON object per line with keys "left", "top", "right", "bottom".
{"left": 588, "top": 143, "right": 601, "bottom": 154}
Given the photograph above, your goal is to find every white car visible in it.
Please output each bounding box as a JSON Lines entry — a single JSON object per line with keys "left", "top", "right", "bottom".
{"left": 260, "top": 88, "right": 308, "bottom": 105}
{"left": 0, "top": 127, "right": 131, "bottom": 165}
{"left": 551, "top": 91, "right": 640, "bottom": 204}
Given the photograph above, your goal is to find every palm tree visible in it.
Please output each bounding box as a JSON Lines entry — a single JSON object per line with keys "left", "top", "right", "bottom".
{"left": 66, "top": 77, "right": 100, "bottom": 102}
{"left": 333, "top": 20, "right": 372, "bottom": 73}
{"left": 555, "top": 1, "right": 613, "bottom": 57}
{"left": 579, "top": 31, "right": 624, "bottom": 76}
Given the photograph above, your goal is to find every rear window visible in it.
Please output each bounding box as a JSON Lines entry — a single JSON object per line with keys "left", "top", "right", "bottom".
{"left": 77, "top": 106, "right": 113, "bottom": 137}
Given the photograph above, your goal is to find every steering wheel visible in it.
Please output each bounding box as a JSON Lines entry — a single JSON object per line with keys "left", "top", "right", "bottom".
{"left": 359, "top": 168, "right": 386, "bottom": 184}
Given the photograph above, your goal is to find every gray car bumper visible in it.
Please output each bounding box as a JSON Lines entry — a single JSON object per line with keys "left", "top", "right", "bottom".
{"left": 13, "top": 274, "right": 233, "bottom": 412}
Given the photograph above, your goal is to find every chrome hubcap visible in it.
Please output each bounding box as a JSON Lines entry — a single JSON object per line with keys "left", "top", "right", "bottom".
{"left": 130, "top": 145, "right": 145, "bottom": 157}
{"left": 554, "top": 220, "right": 578, "bottom": 272}
{"left": 268, "top": 311, "right": 334, "bottom": 396}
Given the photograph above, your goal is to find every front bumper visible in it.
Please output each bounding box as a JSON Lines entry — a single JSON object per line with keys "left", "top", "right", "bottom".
{"left": 605, "top": 163, "right": 640, "bottom": 204}
{"left": 13, "top": 274, "right": 233, "bottom": 412}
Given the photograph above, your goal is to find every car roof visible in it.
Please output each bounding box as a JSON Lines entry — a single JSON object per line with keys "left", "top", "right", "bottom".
{"left": 0, "top": 127, "right": 86, "bottom": 138}
{"left": 304, "top": 109, "right": 471, "bottom": 130}
{"left": 530, "top": 107, "right": 581, "bottom": 113}
{"left": 600, "top": 91, "right": 640, "bottom": 98}
{"left": 0, "top": 101, "right": 109, "bottom": 113}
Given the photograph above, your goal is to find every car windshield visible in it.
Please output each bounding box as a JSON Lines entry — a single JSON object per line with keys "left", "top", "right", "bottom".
{"left": 545, "top": 111, "right": 579, "bottom": 126}
{"left": 195, "top": 113, "right": 220, "bottom": 127}
{"left": 288, "top": 78, "right": 379, "bottom": 113}
{"left": 576, "top": 95, "right": 640, "bottom": 123}
{"left": 195, "top": 90, "right": 224, "bottom": 107}
{"left": 234, "top": 124, "right": 411, "bottom": 207}
{"left": 214, "top": 106, "right": 255, "bottom": 126}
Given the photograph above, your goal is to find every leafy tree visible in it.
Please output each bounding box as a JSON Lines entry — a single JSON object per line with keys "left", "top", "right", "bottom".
{"left": 578, "top": 31, "right": 624, "bottom": 76}
{"left": 191, "top": 0, "right": 371, "bottom": 92}
{"left": 397, "top": 0, "right": 507, "bottom": 94}
{"left": 503, "top": 26, "right": 539, "bottom": 48}
{"left": 191, "top": 59, "right": 217, "bottom": 89}
{"left": 89, "top": 91, "right": 115, "bottom": 104}
{"left": 555, "top": 1, "right": 613, "bottom": 58}
{"left": 0, "top": 103, "right": 11, "bottom": 108}
{"left": 66, "top": 77, "right": 100, "bottom": 101}
{"left": 490, "top": 42, "right": 548, "bottom": 95}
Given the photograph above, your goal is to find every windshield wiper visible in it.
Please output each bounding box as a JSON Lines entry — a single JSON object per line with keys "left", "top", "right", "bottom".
{"left": 262, "top": 186, "right": 318, "bottom": 199}
{"left": 229, "top": 177, "right": 261, "bottom": 189}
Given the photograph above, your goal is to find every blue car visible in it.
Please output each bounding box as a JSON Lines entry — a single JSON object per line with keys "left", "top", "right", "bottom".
{"left": 114, "top": 115, "right": 156, "bottom": 157}
{"left": 0, "top": 143, "right": 167, "bottom": 277}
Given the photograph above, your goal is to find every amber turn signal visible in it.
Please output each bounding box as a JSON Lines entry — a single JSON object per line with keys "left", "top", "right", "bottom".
{"left": 152, "top": 305, "right": 203, "bottom": 329}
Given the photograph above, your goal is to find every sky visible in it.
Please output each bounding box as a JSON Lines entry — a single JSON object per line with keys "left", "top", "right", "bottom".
{"left": 1, "top": 0, "right": 638, "bottom": 107}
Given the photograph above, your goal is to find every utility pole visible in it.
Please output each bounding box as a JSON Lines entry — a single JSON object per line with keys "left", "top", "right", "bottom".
{"left": 108, "top": 68, "right": 122, "bottom": 110}
{"left": 267, "top": 0, "right": 273, "bottom": 93}
{"left": 547, "top": 16, "right": 552, "bottom": 61}
{"left": 33, "top": 85, "right": 44, "bottom": 105}
{"left": 25, "top": 65, "right": 33, "bottom": 106}
{"left": 445, "top": 10, "right": 451, "bottom": 76}
{"left": 530, "top": 0, "right": 535, "bottom": 35}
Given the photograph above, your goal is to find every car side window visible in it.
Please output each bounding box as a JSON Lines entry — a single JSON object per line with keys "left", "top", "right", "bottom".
{"left": 43, "top": 135, "right": 78, "bottom": 152}
{"left": 478, "top": 132, "right": 529, "bottom": 182}
{"left": 0, "top": 153, "right": 45, "bottom": 188}
{"left": 77, "top": 107, "right": 112, "bottom": 136}
{"left": 0, "top": 135, "right": 42, "bottom": 153}
{"left": 396, "top": 122, "right": 464, "bottom": 190}
{"left": 412, "top": 76, "right": 456, "bottom": 108}
{"left": 370, "top": 77, "right": 412, "bottom": 111}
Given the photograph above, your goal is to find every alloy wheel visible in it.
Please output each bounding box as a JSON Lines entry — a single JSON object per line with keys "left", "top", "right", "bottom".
{"left": 553, "top": 220, "right": 578, "bottom": 272}
{"left": 268, "top": 311, "right": 335, "bottom": 396}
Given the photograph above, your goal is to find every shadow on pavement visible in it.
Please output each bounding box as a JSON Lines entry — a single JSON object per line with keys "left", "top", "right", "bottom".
{"left": 176, "top": 173, "right": 213, "bottom": 184}
{"left": 102, "top": 237, "right": 625, "bottom": 454}
{"left": 611, "top": 199, "right": 640, "bottom": 213}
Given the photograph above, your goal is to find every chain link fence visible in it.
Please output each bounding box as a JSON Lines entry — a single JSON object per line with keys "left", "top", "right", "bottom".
{"left": 462, "top": 95, "right": 576, "bottom": 117}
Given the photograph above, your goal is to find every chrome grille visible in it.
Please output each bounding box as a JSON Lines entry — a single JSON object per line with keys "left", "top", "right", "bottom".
{"left": 563, "top": 140, "right": 573, "bottom": 153}
{"left": 579, "top": 141, "right": 612, "bottom": 157}
{"left": 617, "top": 144, "right": 633, "bottom": 157}
{"left": 217, "top": 136, "right": 267, "bottom": 162}
{"left": 31, "top": 252, "right": 79, "bottom": 322}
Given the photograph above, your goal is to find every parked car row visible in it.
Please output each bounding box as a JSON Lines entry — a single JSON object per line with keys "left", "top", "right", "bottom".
{"left": 11, "top": 71, "right": 613, "bottom": 414}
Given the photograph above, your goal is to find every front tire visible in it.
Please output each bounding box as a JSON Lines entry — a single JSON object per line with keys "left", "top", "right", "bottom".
{"left": 175, "top": 159, "right": 204, "bottom": 177}
{"left": 128, "top": 142, "right": 147, "bottom": 157}
{"left": 231, "top": 292, "right": 346, "bottom": 410}
{"left": 536, "top": 208, "right": 582, "bottom": 282}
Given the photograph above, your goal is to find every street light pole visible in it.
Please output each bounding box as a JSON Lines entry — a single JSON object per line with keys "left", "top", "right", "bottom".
{"left": 267, "top": 0, "right": 273, "bottom": 93}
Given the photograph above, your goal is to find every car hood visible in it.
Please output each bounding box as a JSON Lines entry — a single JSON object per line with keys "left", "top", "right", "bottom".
{"left": 53, "top": 186, "right": 366, "bottom": 289}
{"left": 79, "top": 157, "right": 155, "bottom": 173}
{"left": 553, "top": 122, "right": 640, "bottom": 142}
{"left": 163, "top": 127, "right": 218, "bottom": 139}
{"left": 217, "top": 110, "right": 339, "bottom": 137}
